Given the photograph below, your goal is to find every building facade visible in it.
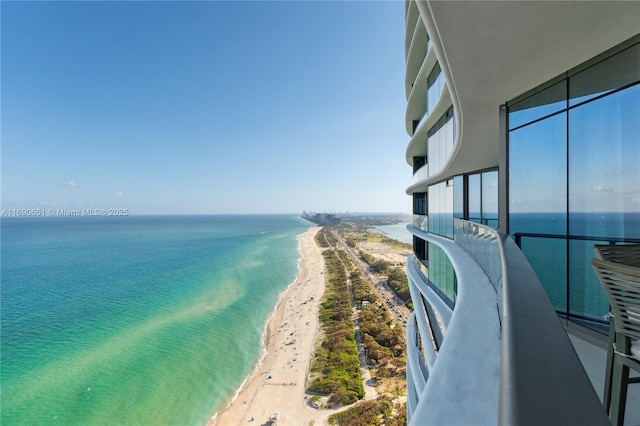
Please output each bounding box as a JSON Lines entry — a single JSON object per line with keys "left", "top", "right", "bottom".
{"left": 404, "top": 1, "right": 639, "bottom": 424}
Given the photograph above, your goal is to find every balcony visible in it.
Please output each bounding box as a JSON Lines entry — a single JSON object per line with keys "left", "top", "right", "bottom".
{"left": 411, "top": 164, "right": 429, "bottom": 186}
{"left": 411, "top": 214, "right": 428, "bottom": 233}
{"left": 406, "top": 219, "right": 611, "bottom": 425}
{"left": 513, "top": 231, "right": 640, "bottom": 331}
{"left": 405, "top": 17, "right": 428, "bottom": 101}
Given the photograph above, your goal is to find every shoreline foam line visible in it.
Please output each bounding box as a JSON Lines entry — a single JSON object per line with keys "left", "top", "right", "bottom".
{"left": 210, "top": 226, "right": 324, "bottom": 424}
{"left": 211, "top": 226, "right": 341, "bottom": 425}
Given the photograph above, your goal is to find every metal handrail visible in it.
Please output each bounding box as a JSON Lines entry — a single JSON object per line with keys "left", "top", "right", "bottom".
{"left": 512, "top": 232, "right": 640, "bottom": 324}
{"left": 513, "top": 232, "right": 640, "bottom": 247}
{"left": 408, "top": 219, "right": 611, "bottom": 424}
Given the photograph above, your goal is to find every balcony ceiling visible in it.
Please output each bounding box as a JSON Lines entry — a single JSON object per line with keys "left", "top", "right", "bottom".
{"left": 416, "top": 0, "right": 640, "bottom": 180}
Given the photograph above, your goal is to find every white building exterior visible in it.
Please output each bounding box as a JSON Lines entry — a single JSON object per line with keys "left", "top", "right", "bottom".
{"left": 404, "top": 1, "right": 640, "bottom": 424}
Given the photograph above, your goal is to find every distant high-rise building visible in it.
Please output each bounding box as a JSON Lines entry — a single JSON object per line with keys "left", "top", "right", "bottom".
{"left": 403, "top": 1, "right": 639, "bottom": 424}
{"left": 301, "top": 212, "right": 342, "bottom": 226}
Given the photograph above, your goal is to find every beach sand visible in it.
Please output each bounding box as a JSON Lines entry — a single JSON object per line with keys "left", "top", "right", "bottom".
{"left": 212, "top": 226, "right": 336, "bottom": 426}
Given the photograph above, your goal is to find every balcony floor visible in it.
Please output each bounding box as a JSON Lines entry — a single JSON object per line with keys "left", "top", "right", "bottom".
{"left": 566, "top": 322, "right": 640, "bottom": 425}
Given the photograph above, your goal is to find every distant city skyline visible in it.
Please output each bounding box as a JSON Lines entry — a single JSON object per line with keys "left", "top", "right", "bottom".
{"left": 2, "top": 1, "right": 410, "bottom": 215}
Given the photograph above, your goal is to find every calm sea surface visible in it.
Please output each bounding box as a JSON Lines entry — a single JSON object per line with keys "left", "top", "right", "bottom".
{"left": 374, "top": 222, "right": 412, "bottom": 245}
{"left": 1, "top": 215, "right": 308, "bottom": 425}
{"left": 510, "top": 212, "right": 640, "bottom": 324}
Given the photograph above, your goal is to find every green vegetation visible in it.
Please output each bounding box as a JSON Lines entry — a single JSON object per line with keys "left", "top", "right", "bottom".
{"left": 360, "top": 304, "right": 405, "bottom": 367}
{"left": 359, "top": 251, "right": 392, "bottom": 274}
{"left": 364, "top": 233, "right": 412, "bottom": 251}
{"left": 340, "top": 213, "right": 410, "bottom": 227}
{"left": 316, "top": 229, "right": 334, "bottom": 248}
{"left": 308, "top": 230, "right": 364, "bottom": 405}
{"left": 350, "top": 270, "right": 375, "bottom": 304}
{"left": 386, "top": 268, "right": 412, "bottom": 310}
{"left": 311, "top": 227, "right": 407, "bottom": 422}
{"left": 344, "top": 236, "right": 359, "bottom": 248}
{"left": 328, "top": 396, "right": 407, "bottom": 426}
{"left": 343, "top": 230, "right": 411, "bottom": 252}
{"left": 359, "top": 251, "right": 412, "bottom": 310}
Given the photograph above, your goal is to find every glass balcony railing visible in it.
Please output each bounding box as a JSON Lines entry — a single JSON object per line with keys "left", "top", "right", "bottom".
{"left": 412, "top": 163, "right": 429, "bottom": 184}
{"left": 412, "top": 255, "right": 430, "bottom": 287}
{"left": 412, "top": 214, "right": 428, "bottom": 232}
{"left": 453, "top": 219, "right": 503, "bottom": 312}
{"left": 407, "top": 218, "right": 609, "bottom": 424}
{"left": 512, "top": 232, "right": 640, "bottom": 331}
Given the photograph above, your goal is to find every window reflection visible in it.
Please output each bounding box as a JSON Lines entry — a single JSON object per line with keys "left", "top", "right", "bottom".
{"left": 413, "top": 192, "right": 427, "bottom": 215}
{"left": 507, "top": 40, "right": 640, "bottom": 331}
{"left": 468, "top": 174, "right": 481, "bottom": 224}
{"left": 428, "top": 107, "right": 455, "bottom": 177}
{"left": 569, "top": 86, "right": 640, "bottom": 216}
{"left": 453, "top": 175, "right": 464, "bottom": 219}
{"left": 451, "top": 171, "right": 499, "bottom": 228}
{"left": 414, "top": 236, "right": 426, "bottom": 261}
{"left": 569, "top": 43, "right": 640, "bottom": 106}
{"left": 482, "top": 171, "right": 498, "bottom": 228}
{"left": 428, "top": 243, "right": 456, "bottom": 306}
{"left": 508, "top": 80, "right": 566, "bottom": 130}
{"left": 509, "top": 114, "right": 567, "bottom": 216}
{"left": 427, "top": 63, "right": 443, "bottom": 115}
{"left": 428, "top": 180, "right": 453, "bottom": 238}
{"left": 568, "top": 84, "right": 640, "bottom": 324}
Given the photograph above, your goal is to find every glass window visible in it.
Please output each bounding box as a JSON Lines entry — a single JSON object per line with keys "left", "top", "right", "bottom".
{"left": 569, "top": 85, "right": 640, "bottom": 217}
{"left": 413, "top": 192, "right": 427, "bottom": 215}
{"left": 428, "top": 107, "right": 455, "bottom": 177}
{"left": 414, "top": 236, "right": 426, "bottom": 261}
{"left": 509, "top": 113, "right": 567, "bottom": 218}
{"left": 568, "top": 84, "right": 640, "bottom": 323}
{"left": 427, "top": 63, "right": 443, "bottom": 115}
{"left": 451, "top": 172, "right": 498, "bottom": 228}
{"left": 569, "top": 43, "right": 640, "bottom": 106}
{"left": 468, "top": 174, "right": 481, "bottom": 224}
{"left": 413, "top": 156, "right": 427, "bottom": 174}
{"left": 509, "top": 113, "right": 568, "bottom": 313}
{"left": 509, "top": 80, "right": 566, "bottom": 130}
{"left": 507, "top": 41, "right": 640, "bottom": 330}
{"left": 428, "top": 180, "right": 453, "bottom": 238}
{"left": 453, "top": 175, "right": 464, "bottom": 219}
{"left": 482, "top": 171, "right": 499, "bottom": 228}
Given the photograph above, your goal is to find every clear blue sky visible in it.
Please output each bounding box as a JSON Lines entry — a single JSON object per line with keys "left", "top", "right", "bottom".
{"left": 2, "top": 1, "right": 410, "bottom": 215}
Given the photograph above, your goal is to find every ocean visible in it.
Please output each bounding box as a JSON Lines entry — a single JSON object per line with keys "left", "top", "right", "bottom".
{"left": 510, "top": 212, "right": 640, "bottom": 327}
{"left": 1, "top": 215, "right": 309, "bottom": 425}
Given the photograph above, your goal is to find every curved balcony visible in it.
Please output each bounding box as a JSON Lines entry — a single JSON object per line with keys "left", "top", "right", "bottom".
{"left": 411, "top": 164, "right": 429, "bottom": 187}
{"left": 427, "top": 109, "right": 455, "bottom": 178}
{"left": 405, "top": 84, "right": 452, "bottom": 169}
{"left": 406, "top": 223, "right": 500, "bottom": 424}
{"left": 405, "top": 219, "right": 609, "bottom": 425}
{"left": 411, "top": 214, "right": 428, "bottom": 233}
{"left": 405, "top": 50, "right": 440, "bottom": 134}
{"left": 405, "top": 0, "right": 419, "bottom": 56}
{"left": 405, "top": 18, "right": 428, "bottom": 102}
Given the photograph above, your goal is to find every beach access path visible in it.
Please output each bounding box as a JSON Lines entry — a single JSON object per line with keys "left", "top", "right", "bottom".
{"left": 212, "top": 226, "right": 340, "bottom": 426}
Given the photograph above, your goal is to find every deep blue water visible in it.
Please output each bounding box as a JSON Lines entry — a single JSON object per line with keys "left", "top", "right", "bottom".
{"left": 509, "top": 212, "right": 640, "bottom": 324}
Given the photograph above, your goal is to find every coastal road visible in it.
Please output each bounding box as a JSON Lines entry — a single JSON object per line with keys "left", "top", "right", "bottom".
{"left": 330, "top": 230, "right": 411, "bottom": 331}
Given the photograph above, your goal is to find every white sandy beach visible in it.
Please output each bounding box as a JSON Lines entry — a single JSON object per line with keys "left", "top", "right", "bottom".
{"left": 212, "top": 226, "right": 337, "bottom": 426}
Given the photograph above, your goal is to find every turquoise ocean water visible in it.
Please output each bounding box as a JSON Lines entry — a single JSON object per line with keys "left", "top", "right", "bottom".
{"left": 1, "top": 215, "right": 308, "bottom": 425}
